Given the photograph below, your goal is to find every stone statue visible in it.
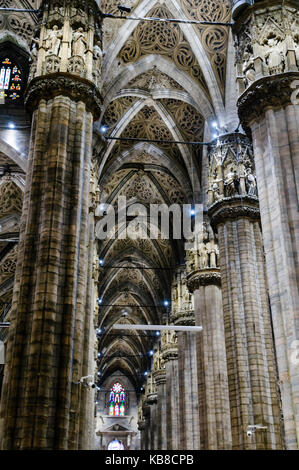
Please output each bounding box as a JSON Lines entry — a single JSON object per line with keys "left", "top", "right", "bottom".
{"left": 44, "top": 25, "right": 62, "bottom": 56}
{"left": 210, "top": 177, "right": 221, "bottom": 202}
{"left": 93, "top": 41, "right": 102, "bottom": 80}
{"left": 264, "top": 37, "right": 284, "bottom": 75}
{"left": 245, "top": 168, "right": 258, "bottom": 196}
{"left": 31, "top": 38, "right": 39, "bottom": 62}
{"left": 153, "top": 349, "right": 160, "bottom": 371}
{"left": 242, "top": 48, "right": 255, "bottom": 86}
{"left": 72, "top": 28, "right": 87, "bottom": 57}
{"left": 169, "top": 330, "right": 177, "bottom": 344}
{"left": 199, "top": 243, "right": 209, "bottom": 269}
{"left": 224, "top": 168, "right": 239, "bottom": 197}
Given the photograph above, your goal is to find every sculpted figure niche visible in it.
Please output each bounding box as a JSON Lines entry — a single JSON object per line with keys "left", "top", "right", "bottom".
{"left": 44, "top": 25, "right": 62, "bottom": 56}
{"left": 264, "top": 35, "right": 285, "bottom": 75}
{"left": 72, "top": 27, "right": 87, "bottom": 57}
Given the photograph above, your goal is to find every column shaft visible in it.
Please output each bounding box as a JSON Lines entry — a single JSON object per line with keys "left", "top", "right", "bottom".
{"left": 214, "top": 211, "right": 282, "bottom": 449}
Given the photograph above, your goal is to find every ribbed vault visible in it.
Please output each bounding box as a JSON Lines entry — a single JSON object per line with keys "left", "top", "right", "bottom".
{"left": 96, "top": 0, "right": 233, "bottom": 398}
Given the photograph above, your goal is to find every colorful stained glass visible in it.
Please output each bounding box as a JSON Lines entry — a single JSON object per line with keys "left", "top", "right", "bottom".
{"left": 0, "top": 57, "right": 22, "bottom": 100}
{"left": 108, "top": 382, "right": 126, "bottom": 416}
{"left": 0, "top": 68, "right": 5, "bottom": 89}
{"left": 4, "top": 68, "right": 11, "bottom": 90}
{"left": 10, "top": 93, "right": 20, "bottom": 100}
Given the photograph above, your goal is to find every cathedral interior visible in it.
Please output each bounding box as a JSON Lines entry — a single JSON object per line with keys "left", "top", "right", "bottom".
{"left": 0, "top": 0, "right": 298, "bottom": 451}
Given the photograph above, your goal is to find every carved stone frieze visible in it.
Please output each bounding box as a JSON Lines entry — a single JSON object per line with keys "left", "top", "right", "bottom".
{"left": 238, "top": 72, "right": 299, "bottom": 130}
{"left": 207, "top": 133, "right": 256, "bottom": 205}
{"left": 233, "top": 0, "right": 299, "bottom": 94}
{"left": 171, "top": 310, "right": 195, "bottom": 327}
{"left": 25, "top": 72, "right": 102, "bottom": 118}
{"left": 153, "top": 369, "right": 166, "bottom": 386}
{"left": 208, "top": 196, "right": 260, "bottom": 230}
{"left": 187, "top": 268, "right": 221, "bottom": 293}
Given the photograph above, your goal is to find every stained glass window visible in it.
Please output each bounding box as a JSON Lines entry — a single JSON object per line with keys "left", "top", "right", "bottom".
{"left": 0, "top": 58, "right": 22, "bottom": 101}
{"left": 108, "top": 382, "right": 126, "bottom": 416}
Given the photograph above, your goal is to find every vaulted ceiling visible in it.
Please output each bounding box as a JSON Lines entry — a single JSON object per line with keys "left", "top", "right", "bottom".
{"left": 0, "top": 0, "right": 234, "bottom": 391}
{"left": 96, "top": 0, "right": 233, "bottom": 390}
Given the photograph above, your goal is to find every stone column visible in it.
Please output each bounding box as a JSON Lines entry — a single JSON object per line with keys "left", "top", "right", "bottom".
{"left": 148, "top": 395, "right": 158, "bottom": 450}
{"left": 186, "top": 233, "right": 232, "bottom": 450}
{"left": 234, "top": 0, "right": 299, "bottom": 449}
{"left": 153, "top": 368, "right": 167, "bottom": 450}
{"left": 142, "top": 401, "right": 151, "bottom": 450}
{"left": 171, "top": 269, "right": 200, "bottom": 450}
{"left": 78, "top": 163, "right": 101, "bottom": 450}
{"left": 0, "top": 1, "right": 102, "bottom": 450}
{"left": 138, "top": 420, "right": 146, "bottom": 450}
{"left": 208, "top": 134, "right": 283, "bottom": 450}
{"left": 161, "top": 331, "right": 180, "bottom": 450}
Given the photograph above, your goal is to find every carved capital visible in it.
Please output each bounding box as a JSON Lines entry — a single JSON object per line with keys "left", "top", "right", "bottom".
{"left": 238, "top": 73, "right": 299, "bottom": 131}
{"left": 153, "top": 369, "right": 166, "bottom": 386}
{"left": 162, "top": 344, "right": 178, "bottom": 362}
{"left": 25, "top": 73, "right": 102, "bottom": 118}
{"left": 208, "top": 196, "right": 260, "bottom": 230}
{"left": 187, "top": 268, "right": 221, "bottom": 292}
{"left": 145, "top": 393, "right": 157, "bottom": 405}
{"left": 172, "top": 310, "right": 195, "bottom": 327}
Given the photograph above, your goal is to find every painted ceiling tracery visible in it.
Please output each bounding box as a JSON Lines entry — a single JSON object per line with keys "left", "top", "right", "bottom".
{"left": 118, "top": 5, "right": 211, "bottom": 97}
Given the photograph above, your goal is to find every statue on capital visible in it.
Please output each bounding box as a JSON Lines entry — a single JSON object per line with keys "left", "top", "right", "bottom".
{"left": 72, "top": 28, "right": 87, "bottom": 57}
{"left": 44, "top": 25, "right": 62, "bottom": 56}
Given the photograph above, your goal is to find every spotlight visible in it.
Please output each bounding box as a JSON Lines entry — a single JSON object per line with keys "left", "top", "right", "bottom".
{"left": 97, "top": 371, "right": 101, "bottom": 376}
{"left": 190, "top": 208, "right": 196, "bottom": 216}
{"left": 97, "top": 386, "right": 101, "bottom": 391}
{"left": 163, "top": 300, "right": 170, "bottom": 307}
{"left": 144, "top": 371, "right": 148, "bottom": 376}
{"left": 99, "top": 259, "right": 104, "bottom": 266}
{"left": 97, "top": 297, "right": 103, "bottom": 305}
{"left": 148, "top": 350, "right": 154, "bottom": 357}
{"left": 212, "top": 121, "right": 218, "bottom": 128}
{"left": 100, "top": 125, "right": 109, "bottom": 135}
{"left": 213, "top": 133, "right": 218, "bottom": 139}
{"left": 8, "top": 122, "right": 15, "bottom": 129}
{"left": 155, "top": 331, "right": 160, "bottom": 336}
{"left": 97, "top": 328, "right": 102, "bottom": 335}
{"left": 97, "top": 352, "right": 101, "bottom": 358}
{"left": 140, "top": 387, "right": 144, "bottom": 391}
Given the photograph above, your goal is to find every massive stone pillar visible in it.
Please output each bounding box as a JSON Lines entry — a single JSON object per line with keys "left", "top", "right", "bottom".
{"left": 161, "top": 330, "right": 180, "bottom": 450}
{"left": 208, "top": 134, "right": 283, "bottom": 450}
{"left": 143, "top": 373, "right": 157, "bottom": 450}
{"left": 153, "top": 371, "right": 167, "bottom": 450}
{"left": 137, "top": 396, "right": 146, "bottom": 450}
{"left": 186, "top": 227, "right": 232, "bottom": 450}
{"left": 234, "top": 0, "right": 299, "bottom": 449}
{"left": 78, "top": 161, "right": 101, "bottom": 450}
{"left": 171, "top": 269, "right": 200, "bottom": 450}
{"left": 153, "top": 348, "right": 167, "bottom": 450}
{"left": 0, "top": 1, "right": 102, "bottom": 450}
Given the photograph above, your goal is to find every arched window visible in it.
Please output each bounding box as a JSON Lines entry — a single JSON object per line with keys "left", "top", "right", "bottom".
{"left": 0, "top": 58, "right": 23, "bottom": 101}
{"left": 108, "top": 382, "right": 126, "bottom": 417}
{"left": 0, "top": 42, "right": 30, "bottom": 105}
